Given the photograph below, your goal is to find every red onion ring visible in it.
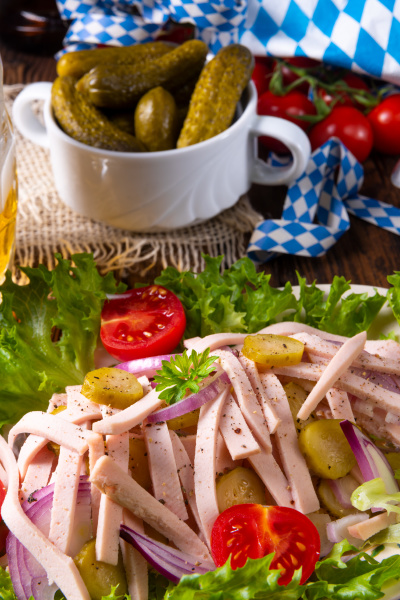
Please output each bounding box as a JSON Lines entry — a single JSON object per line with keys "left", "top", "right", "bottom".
{"left": 120, "top": 524, "right": 214, "bottom": 583}
{"left": 116, "top": 354, "right": 178, "bottom": 379}
{"left": 7, "top": 479, "right": 91, "bottom": 600}
{"left": 146, "top": 371, "right": 230, "bottom": 423}
{"left": 340, "top": 419, "right": 398, "bottom": 514}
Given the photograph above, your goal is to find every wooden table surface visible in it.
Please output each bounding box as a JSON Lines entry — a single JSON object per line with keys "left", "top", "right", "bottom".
{"left": 2, "top": 38, "right": 400, "bottom": 289}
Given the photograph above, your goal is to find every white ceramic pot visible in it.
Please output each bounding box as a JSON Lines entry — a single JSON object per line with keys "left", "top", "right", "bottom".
{"left": 12, "top": 81, "right": 311, "bottom": 232}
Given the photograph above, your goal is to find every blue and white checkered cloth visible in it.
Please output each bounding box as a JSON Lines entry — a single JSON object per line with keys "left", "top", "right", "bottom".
{"left": 55, "top": 0, "right": 400, "bottom": 84}
{"left": 247, "top": 137, "right": 400, "bottom": 264}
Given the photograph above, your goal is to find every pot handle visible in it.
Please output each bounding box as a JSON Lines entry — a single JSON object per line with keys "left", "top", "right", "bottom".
{"left": 12, "top": 82, "right": 52, "bottom": 149}
{"left": 250, "top": 114, "right": 311, "bottom": 185}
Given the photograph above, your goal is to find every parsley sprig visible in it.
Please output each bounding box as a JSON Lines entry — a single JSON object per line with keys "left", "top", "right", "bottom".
{"left": 154, "top": 349, "right": 217, "bottom": 405}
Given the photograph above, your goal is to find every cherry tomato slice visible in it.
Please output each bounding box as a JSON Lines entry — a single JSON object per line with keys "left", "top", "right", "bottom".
{"left": 0, "top": 480, "right": 5, "bottom": 518}
{"left": 100, "top": 285, "right": 186, "bottom": 361}
{"left": 211, "top": 504, "right": 320, "bottom": 585}
{"left": 0, "top": 481, "right": 8, "bottom": 555}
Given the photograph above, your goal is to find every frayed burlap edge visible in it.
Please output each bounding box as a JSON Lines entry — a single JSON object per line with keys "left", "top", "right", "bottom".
{"left": 6, "top": 84, "right": 263, "bottom": 280}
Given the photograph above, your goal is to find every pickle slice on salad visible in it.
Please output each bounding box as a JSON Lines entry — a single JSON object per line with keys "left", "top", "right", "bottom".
{"left": 81, "top": 367, "right": 143, "bottom": 409}
{"left": 242, "top": 334, "right": 304, "bottom": 367}
{"left": 298, "top": 419, "right": 357, "bottom": 479}
{"left": 74, "top": 539, "right": 128, "bottom": 600}
{"left": 216, "top": 467, "right": 265, "bottom": 513}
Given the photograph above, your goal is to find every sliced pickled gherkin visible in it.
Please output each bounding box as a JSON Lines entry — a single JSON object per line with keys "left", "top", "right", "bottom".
{"left": 51, "top": 405, "right": 67, "bottom": 415}
{"left": 318, "top": 476, "right": 360, "bottom": 517}
{"left": 134, "top": 87, "right": 178, "bottom": 151}
{"left": 129, "top": 438, "right": 151, "bottom": 489}
{"left": 80, "top": 367, "right": 143, "bottom": 409}
{"left": 242, "top": 334, "right": 304, "bottom": 367}
{"left": 177, "top": 44, "right": 253, "bottom": 148}
{"left": 57, "top": 41, "right": 173, "bottom": 79}
{"left": 74, "top": 539, "right": 128, "bottom": 600}
{"left": 298, "top": 419, "right": 356, "bottom": 479}
{"left": 385, "top": 451, "right": 400, "bottom": 472}
{"left": 76, "top": 40, "right": 208, "bottom": 109}
{"left": 52, "top": 76, "right": 146, "bottom": 152}
{"left": 166, "top": 408, "right": 199, "bottom": 431}
{"left": 216, "top": 466, "right": 265, "bottom": 513}
{"left": 283, "top": 381, "right": 316, "bottom": 433}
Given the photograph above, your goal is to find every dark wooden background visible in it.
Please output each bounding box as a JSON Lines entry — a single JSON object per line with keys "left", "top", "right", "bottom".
{"left": 1, "top": 13, "right": 400, "bottom": 290}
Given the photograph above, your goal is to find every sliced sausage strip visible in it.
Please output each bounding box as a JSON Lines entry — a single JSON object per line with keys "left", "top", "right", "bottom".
{"left": 90, "top": 455, "right": 213, "bottom": 564}
{"left": 185, "top": 333, "right": 247, "bottom": 354}
{"left": 49, "top": 446, "right": 84, "bottom": 556}
{"left": 180, "top": 435, "right": 196, "bottom": 465}
{"left": 272, "top": 361, "right": 400, "bottom": 417}
{"left": 260, "top": 373, "right": 320, "bottom": 514}
{"left": 20, "top": 446, "right": 55, "bottom": 504}
{"left": 0, "top": 435, "right": 90, "bottom": 600}
{"left": 120, "top": 510, "right": 148, "bottom": 600}
{"left": 169, "top": 430, "right": 202, "bottom": 532}
{"left": 8, "top": 412, "right": 95, "bottom": 457}
{"left": 257, "top": 322, "right": 348, "bottom": 342}
{"left": 293, "top": 332, "right": 400, "bottom": 376}
{"left": 88, "top": 432, "right": 105, "bottom": 532}
{"left": 296, "top": 331, "right": 367, "bottom": 420}
{"left": 144, "top": 421, "right": 188, "bottom": 522}
{"left": 364, "top": 339, "right": 400, "bottom": 361}
{"left": 214, "top": 349, "right": 272, "bottom": 451}
{"left": 194, "top": 387, "right": 230, "bottom": 546}
{"left": 248, "top": 448, "right": 293, "bottom": 508}
{"left": 92, "top": 388, "right": 163, "bottom": 435}
{"left": 48, "top": 392, "right": 68, "bottom": 412}
{"left": 219, "top": 393, "right": 260, "bottom": 460}
{"left": 238, "top": 351, "right": 280, "bottom": 435}
{"left": 325, "top": 388, "right": 354, "bottom": 421}
{"left": 347, "top": 512, "right": 397, "bottom": 540}
{"left": 96, "top": 432, "right": 130, "bottom": 565}
{"left": 17, "top": 397, "right": 101, "bottom": 478}
{"left": 215, "top": 431, "right": 239, "bottom": 476}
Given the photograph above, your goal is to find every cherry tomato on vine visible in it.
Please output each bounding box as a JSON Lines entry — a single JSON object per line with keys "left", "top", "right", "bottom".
{"left": 367, "top": 94, "right": 400, "bottom": 154}
{"left": 251, "top": 58, "right": 274, "bottom": 97}
{"left": 100, "top": 285, "right": 186, "bottom": 361}
{"left": 257, "top": 90, "right": 316, "bottom": 153}
{"left": 317, "top": 73, "right": 369, "bottom": 109}
{"left": 210, "top": 504, "right": 320, "bottom": 585}
{"left": 280, "top": 57, "right": 320, "bottom": 93}
{"left": 308, "top": 106, "right": 373, "bottom": 163}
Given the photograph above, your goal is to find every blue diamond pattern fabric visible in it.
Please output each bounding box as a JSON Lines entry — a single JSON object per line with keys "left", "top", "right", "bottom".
{"left": 247, "top": 137, "right": 400, "bottom": 265}
{"left": 55, "top": 0, "right": 400, "bottom": 84}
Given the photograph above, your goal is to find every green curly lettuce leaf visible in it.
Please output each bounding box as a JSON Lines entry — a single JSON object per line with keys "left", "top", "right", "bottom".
{"left": 155, "top": 256, "right": 386, "bottom": 340}
{"left": 0, "top": 253, "right": 125, "bottom": 428}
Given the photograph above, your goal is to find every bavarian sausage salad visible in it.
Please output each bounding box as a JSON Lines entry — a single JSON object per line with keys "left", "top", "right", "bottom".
{"left": 2, "top": 254, "right": 400, "bottom": 600}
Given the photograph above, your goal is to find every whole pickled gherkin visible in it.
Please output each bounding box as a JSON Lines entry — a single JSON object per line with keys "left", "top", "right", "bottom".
{"left": 134, "top": 86, "right": 178, "bottom": 151}
{"left": 177, "top": 44, "right": 254, "bottom": 148}
{"left": 76, "top": 40, "right": 208, "bottom": 109}
{"left": 52, "top": 76, "right": 146, "bottom": 152}
{"left": 56, "top": 41, "right": 174, "bottom": 79}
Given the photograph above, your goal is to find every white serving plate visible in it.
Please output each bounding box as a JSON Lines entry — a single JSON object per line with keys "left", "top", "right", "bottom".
{"left": 294, "top": 283, "right": 400, "bottom": 599}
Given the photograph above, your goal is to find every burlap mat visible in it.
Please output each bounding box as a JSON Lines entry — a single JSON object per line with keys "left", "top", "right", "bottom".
{"left": 5, "top": 84, "right": 264, "bottom": 279}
